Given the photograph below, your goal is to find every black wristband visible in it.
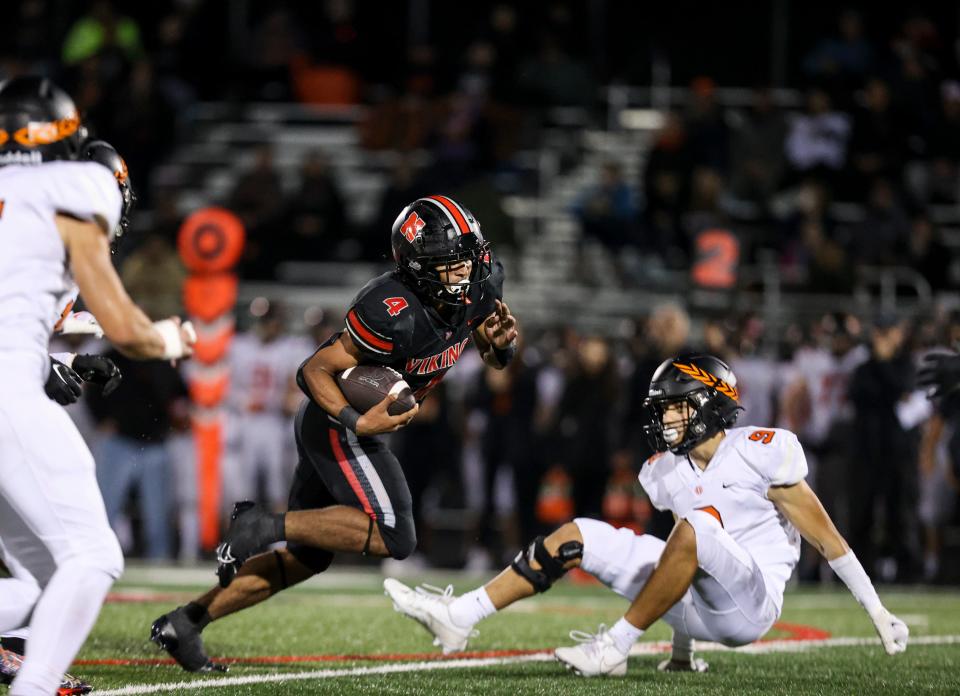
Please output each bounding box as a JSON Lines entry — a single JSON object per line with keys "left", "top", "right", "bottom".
{"left": 338, "top": 405, "right": 361, "bottom": 432}
{"left": 492, "top": 341, "right": 517, "bottom": 367}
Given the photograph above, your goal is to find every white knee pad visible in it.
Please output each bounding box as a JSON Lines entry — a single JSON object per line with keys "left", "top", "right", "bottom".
{"left": 98, "top": 533, "right": 125, "bottom": 580}
{"left": 64, "top": 532, "right": 125, "bottom": 581}
{"left": 574, "top": 517, "right": 665, "bottom": 600}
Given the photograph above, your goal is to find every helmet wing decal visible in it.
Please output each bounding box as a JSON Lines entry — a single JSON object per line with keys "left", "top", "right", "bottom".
{"left": 671, "top": 361, "right": 739, "bottom": 402}
{"left": 10, "top": 113, "right": 80, "bottom": 147}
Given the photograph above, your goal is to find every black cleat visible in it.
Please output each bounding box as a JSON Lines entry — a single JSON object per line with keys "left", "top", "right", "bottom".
{"left": 1, "top": 644, "right": 93, "bottom": 694}
{"left": 150, "top": 607, "right": 227, "bottom": 673}
{"left": 216, "top": 501, "right": 283, "bottom": 588}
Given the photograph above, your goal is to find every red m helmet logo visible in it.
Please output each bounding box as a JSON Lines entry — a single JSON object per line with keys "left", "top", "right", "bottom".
{"left": 400, "top": 211, "right": 426, "bottom": 242}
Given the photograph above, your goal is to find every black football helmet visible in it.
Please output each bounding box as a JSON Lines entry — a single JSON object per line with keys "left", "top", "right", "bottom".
{"left": 80, "top": 139, "right": 135, "bottom": 241}
{"left": 642, "top": 354, "right": 743, "bottom": 455}
{"left": 0, "top": 76, "right": 85, "bottom": 167}
{"left": 391, "top": 196, "right": 492, "bottom": 306}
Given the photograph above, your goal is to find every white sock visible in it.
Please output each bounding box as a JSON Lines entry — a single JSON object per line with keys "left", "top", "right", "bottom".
{"left": 608, "top": 618, "right": 644, "bottom": 654}
{"left": 11, "top": 562, "right": 114, "bottom": 696}
{"left": 448, "top": 587, "right": 497, "bottom": 628}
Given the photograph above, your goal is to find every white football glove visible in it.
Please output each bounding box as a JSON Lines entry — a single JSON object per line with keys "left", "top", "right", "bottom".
{"left": 59, "top": 310, "right": 104, "bottom": 338}
{"left": 869, "top": 607, "right": 909, "bottom": 655}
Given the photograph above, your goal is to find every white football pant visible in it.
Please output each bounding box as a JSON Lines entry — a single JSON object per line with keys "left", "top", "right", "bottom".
{"left": 0, "top": 360, "right": 123, "bottom": 695}
{"left": 575, "top": 513, "right": 779, "bottom": 647}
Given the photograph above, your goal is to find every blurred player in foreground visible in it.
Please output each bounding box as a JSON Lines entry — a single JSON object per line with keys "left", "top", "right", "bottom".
{"left": 2, "top": 138, "right": 129, "bottom": 695}
{"left": 0, "top": 76, "right": 195, "bottom": 696}
{"left": 386, "top": 354, "right": 908, "bottom": 676}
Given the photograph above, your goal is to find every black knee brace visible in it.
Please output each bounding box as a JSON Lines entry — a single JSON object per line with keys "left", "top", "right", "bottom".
{"left": 510, "top": 535, "right": 583, "bottom": 593}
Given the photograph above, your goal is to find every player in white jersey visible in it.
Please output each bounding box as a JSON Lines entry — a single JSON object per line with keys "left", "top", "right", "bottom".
{"left": 0, "top": 76, "right": 195, "bottom": 696}
{"left": 225, "top": 302, "right": 309, "bottom": 511}
{"left": 384, "top": 354, "right": 908, "bottom": 678}
{"left": 4, "top": 274, "right": 118, "bottom": 695}
{"left": 1, "top": 140, "right": 132, "bottom": 694}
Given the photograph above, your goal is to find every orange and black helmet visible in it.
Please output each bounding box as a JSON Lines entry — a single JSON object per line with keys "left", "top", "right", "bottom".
{"left": 642, "top": 354, "right": 743, "bottom": 454}
{"left": 0, "top": 76, "right": 85, "bottom": 166}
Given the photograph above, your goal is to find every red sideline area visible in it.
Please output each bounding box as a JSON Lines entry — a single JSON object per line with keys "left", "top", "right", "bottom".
{"left": 105, "top": 593, "right": 184, "bottom": 604}
{"left": 74, "top": 622, "right": 830, "bottom": 667}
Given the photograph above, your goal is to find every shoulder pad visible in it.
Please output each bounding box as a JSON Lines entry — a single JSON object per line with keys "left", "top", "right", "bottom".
{"left": 729, "top": 427, "right": 808, "bottom": 487}
{"left": 47, "top": 162, "right": 122, "bottom": 235}
{"left": 347, "top": 274, "right": 417, "bottom": 360}
{"left": 637, "top": 451, "right": 677, "bottom": 512}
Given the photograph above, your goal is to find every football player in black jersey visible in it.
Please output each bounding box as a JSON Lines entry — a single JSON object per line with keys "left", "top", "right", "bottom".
{"left": 150, "top": 195, "right": 519, "bottom": 672}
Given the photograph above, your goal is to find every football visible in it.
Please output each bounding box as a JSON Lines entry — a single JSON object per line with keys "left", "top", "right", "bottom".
{"left": 336, "top": 365, "right": 416, "bottom": 416}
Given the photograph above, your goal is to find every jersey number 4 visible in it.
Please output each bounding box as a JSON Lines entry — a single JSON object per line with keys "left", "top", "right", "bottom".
{"left": 748, "top": 430, "right": 775, "bottom": 444}
{"left": 383, "top": 297, "right": 409, "bottom": 316}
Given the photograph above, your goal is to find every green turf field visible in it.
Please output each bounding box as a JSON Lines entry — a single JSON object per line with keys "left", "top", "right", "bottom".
{"left": 38, "top": 565, "right": 960, "bottom": 695}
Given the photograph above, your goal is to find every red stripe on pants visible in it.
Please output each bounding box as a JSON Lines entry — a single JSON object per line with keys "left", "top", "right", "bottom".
{"left": 328, "top": 427, "right": 376, "bottom": 520}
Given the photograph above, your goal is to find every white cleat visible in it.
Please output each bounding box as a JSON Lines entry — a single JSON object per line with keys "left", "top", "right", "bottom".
{"left": 554, "top": 624, "right": 629, "bottom": 677}
{"left": 383, "top": 578, "right": 476, "bottom": 654}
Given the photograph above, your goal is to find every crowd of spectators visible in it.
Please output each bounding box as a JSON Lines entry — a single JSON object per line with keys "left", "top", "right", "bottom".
{"left": 577, "top": 7, "right": 960, "bottom": 290}
{"left": 6, "top": 3, "right": 958, "bottom": 290}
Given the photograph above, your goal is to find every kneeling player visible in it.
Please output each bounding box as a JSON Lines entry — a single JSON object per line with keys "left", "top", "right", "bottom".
{"left": 385, "top": 354, "right": 908, "bottom": 676}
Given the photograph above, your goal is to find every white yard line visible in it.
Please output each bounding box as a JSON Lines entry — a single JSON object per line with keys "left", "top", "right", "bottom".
{"left": 95, "top": 654, "right": 554, "bottom": 695}
{"left": 95, "top": 634, "right": 960, "bottom": 695}
{"left": 647, "top": 633, "right": 960, "bottom": 655}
